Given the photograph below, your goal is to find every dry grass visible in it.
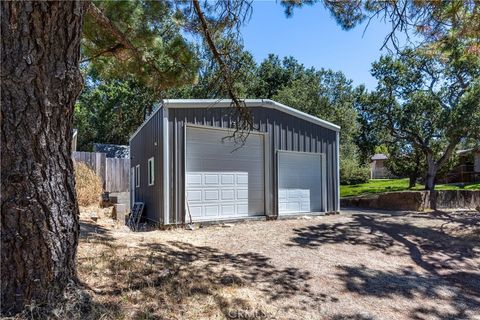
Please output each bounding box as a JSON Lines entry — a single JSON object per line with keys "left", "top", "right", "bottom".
{"left": 70, "top": 209, "right": 480, "bottom": 320}
{"left": 8, "top": 209, "right": 479, "bottom": 319}
{"left": 74, "top": 162, "right": 103, "bottom": 207}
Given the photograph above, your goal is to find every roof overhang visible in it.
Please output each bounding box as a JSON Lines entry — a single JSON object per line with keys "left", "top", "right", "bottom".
{"left": 130, "top": 99, "right": 340, "bottom": 141}
{"left": 163, "top": 99, "right": 341, "bottom": 132}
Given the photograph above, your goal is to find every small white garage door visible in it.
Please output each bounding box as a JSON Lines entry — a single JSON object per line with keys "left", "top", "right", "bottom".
{"left": 278, "top": 151, "right": 325, "bottom": 215}
{"left": 185, "top": 126, "right": 265, "bottom": 221}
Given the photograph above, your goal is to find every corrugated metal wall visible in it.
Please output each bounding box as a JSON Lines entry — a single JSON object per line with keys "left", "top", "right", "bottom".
{"left": 168, "top": 106, "right": 339, "bottom": 225}
{"left": 129, "top": 108, "right": 164, "bottom": 223}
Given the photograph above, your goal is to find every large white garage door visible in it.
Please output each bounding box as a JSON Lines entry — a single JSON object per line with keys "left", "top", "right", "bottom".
{"left": 185, "top": 126, "right": 265, "bottom": 221}
{"left": 278, "top": 151, "right": 325, "bottom": 215}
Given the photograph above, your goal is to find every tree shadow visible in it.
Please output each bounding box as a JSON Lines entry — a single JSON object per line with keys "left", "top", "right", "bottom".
{"left": 80, "top": 220, "right": 114, "bottom": 242}
{"left": 329, "top": 315, "right": 377, "bottom": 320}
{"left": 78, "top": 239, "right": 330, "bottom": 319}
{"left": 289, "top": 212, "right": 480, "bottom": 319}
{"left": 290, "top": 213, "right": 479, "bottom": 269}
{"left": 336, "top": 265, "right": 480, "bottom": 320}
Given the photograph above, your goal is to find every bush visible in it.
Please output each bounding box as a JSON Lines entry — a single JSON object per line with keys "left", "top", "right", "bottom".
{"left": 74, "top": 162, "right": 103, "bottom": 206}
{"left": 340, "top": 159, "right": 370, "bottom": 185}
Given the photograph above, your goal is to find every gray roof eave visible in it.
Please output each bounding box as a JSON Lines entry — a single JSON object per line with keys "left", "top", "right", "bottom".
{"left": 163, "top": 99, "right": 341, "bottom": 132}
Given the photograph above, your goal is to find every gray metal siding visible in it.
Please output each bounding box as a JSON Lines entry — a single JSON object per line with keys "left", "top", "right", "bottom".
{"left": 129, "top": 108, "right": 164, "bottom": 223}
{"left": 168, "top": 106, "right": 339, "bottom": 224}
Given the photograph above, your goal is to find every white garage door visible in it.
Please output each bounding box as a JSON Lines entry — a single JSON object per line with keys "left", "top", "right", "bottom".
{"left": 185, "top": 126, "right": 265, "bottom": 221}
{"left": 278, "top": 151, "right": 325, "bottom": 215}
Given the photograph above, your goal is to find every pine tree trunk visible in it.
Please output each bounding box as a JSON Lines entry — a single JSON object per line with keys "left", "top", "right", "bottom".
{"left": 1, "top": 1, "right": 85, "bottom": 314}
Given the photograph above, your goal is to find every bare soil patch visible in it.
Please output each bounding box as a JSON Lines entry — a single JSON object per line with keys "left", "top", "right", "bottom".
{"left": 76, "top": 209, "right": 480, "bottom": 320}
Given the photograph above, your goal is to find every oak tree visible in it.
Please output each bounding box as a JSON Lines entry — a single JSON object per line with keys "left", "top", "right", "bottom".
{"left": 368, "top": 48, "right": 479, "bottom": 191}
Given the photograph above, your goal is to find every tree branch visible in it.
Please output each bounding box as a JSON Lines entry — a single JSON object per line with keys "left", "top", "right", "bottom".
{"left": 85, "top": 1, "right": 166, "bottom": 94}
{"left": 80, "top": 43, "right": 124, "bottom": 63}
{"left": 86, "top": 2, "right": 139, "bottom": 56}
{"left": 192, "top": 0, "right": 253, "bottom": 133}
{"left": 436, "top": 138, "right": 460, "bottom": 168}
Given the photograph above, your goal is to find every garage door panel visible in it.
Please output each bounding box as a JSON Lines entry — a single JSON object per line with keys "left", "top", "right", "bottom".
{"left": 221, "top": 174, "right": 235, "bottom": 185}
{"left": 221, "top": 205, "right": 235, "bottom": 215}
{"left": 286, "top": 202, "right": 301, "bottom": 212}
{"left": 221, "top": 189, "right": 235, "bottom": 200}
{"left": 278, "top": 152, "right": 323, "bottom": 215}
{"left": 205, "top": 205, "right": 219, "bottom": 216}
{"left": 301, "top": 203, "right": 311, "bottom": 211}
{"left": 187, "top": 174, "right": 202, "bottom": 185}
{"left": 186, "top": 126, "right": 265, "bottom": 221}
{"left": 236, "top": 189, "right": 248, "bottom": 199}
{"left": 236, "top": 204, "right": 248, "bottom": 214}
{"left": 204, "top": 190, "right": 220, "bottom": 201}
{"left": 189, "top": 206, "right": 203, "bottom": 217}
{"left": 204, "top": 174, "right": 219, "bottom": 185}
{"left": 186, "top": 190, "right": 202, "bottom": 202}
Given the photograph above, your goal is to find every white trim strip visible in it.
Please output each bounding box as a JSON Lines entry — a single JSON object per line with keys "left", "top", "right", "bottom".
{"left": 322, "top": 153, "right": 327, "bottom": 212}
{"left": 163, "top": 107, "right": 170, "bottom": 225}
{"left": 336, "top": 131, "right": 341, "bottom": 212}
{"left": 264, "top": 134, "right": 270, "bottom": 216}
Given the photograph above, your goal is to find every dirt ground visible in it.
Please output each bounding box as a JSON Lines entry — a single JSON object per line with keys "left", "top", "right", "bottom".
{"left": 77, "top": 208, "right": 480, "bottom": 320}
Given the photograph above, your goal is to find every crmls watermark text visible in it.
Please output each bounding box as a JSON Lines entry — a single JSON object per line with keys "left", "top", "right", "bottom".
{"left": 227, "top": 308, "right": 268, "bottom": 319}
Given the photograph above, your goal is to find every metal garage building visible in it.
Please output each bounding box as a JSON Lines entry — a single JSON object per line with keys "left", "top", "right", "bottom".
{"left": 129, "top": 99, "right": 340, "bottom": 225}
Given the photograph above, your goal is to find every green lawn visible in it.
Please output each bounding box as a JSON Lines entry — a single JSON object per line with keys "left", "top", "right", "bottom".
{"left": 340, "top": 178, "right": 480, "bottom": 198}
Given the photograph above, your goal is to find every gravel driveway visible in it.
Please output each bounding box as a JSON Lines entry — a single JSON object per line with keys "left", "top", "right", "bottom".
{"left": 78, "top": 209, "right": 480, "bottom": 320}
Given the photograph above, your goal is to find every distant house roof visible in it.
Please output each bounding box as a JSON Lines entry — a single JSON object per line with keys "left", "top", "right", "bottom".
{"left": 371, "top": 153, "right": 388, "bottom": 161}
{"left": 93, "top": 143, "right": 130, "bottom": 159}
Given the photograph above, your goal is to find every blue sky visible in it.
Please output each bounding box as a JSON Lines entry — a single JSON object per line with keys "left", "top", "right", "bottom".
{"left": 241, "top": 1, "right": 404, "bottom": 90}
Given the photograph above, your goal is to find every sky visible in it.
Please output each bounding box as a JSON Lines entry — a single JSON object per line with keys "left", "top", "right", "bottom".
{"left": 241, "top": 1, "right": 404, "bottom": 90}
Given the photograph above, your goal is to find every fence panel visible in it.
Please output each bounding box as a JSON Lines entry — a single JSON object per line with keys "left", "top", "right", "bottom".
{"left": 72, "top": 151, "right": 107, "bottom": 189}
{"left": 106, "top": 157, "right": 130, "bottom": 193}
{"left": 73, "top": 151, "right": 129, "bottom": 192}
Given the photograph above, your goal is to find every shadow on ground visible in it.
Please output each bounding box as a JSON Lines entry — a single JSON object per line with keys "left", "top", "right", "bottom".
{"left": 290, "top": 211, "right": 480, "bottom": 319}
{"left": 77, "top": 227, "right": 330, "bottom": 319}
{"left": 74, "top": 212, "right": 480, "bottom": 319}
{"left": 80, "top": 220, "right": 114, "bottom": 242}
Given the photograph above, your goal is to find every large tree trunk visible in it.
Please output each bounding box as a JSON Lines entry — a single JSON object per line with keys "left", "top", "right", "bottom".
{"left": 408, "top": 174, "right": 417, "bottom": 189}
{"left": 408, "top": 153, "right": 421, "bottom": 189}
{"left": 424, "top": 152, "right": 438, "bottom": 210}
{"left": 1, "top": 1, "right": 85, "bottom": 314}
{"left": 425, "top": 152, "right": 437, "bottom": 191}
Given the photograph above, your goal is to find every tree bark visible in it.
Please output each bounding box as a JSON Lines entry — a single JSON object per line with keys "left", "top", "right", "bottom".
{"left": 425, "top": 151, "right": 438, "bottom": 210}
{"left": 1, "top": 1, "right": 85, "bottom": 314}
{"left": 425, "top": 152, "right": 437, "bottom": 191}
{"left": 408, "top": 174, "right": 417, "bottom": 189}
{"left": 408, "top": 153, "right": 421, "bottom": 189}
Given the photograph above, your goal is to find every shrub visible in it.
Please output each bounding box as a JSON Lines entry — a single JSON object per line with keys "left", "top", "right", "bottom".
{"left": 74, "top": 162, "right": 103, "bottom": 206}
{"left": 340, "top": 159, "right": 370, "bottom": 185}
